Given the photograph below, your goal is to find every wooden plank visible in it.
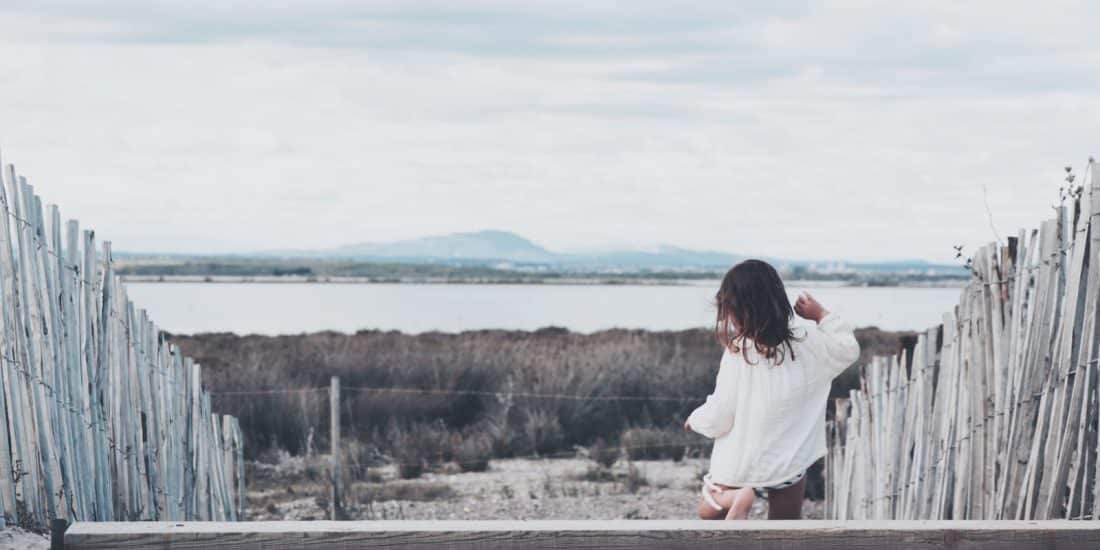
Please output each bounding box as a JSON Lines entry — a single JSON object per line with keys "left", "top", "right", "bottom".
{"left": 11, "top": 174, "right": 46, "bottom": 523}
{"left": 933, "top": 310, "right": 961, "bottom": 519}
{"left": 64, "top": 520, "right": 1100, "bottom": 550}
{"left": 83, "top": 228, "right": 113, "bottom": 521}
{"left": 1091, "top": 162, "right": 1100, "bottom": 518}
{"left": 59, "top": 214, "right": 87, "bottom": 520}
{"left": 833, "top": 398, "right": 853, "bottom": 519}
{"left": 997, "top": 229, "right": 1039, "bottom": 518}
{"left": 233, "top": 417, "right": 245, "bottom": 519}
{"left": 0, "top": 160, "right": 21, "bottom": 525}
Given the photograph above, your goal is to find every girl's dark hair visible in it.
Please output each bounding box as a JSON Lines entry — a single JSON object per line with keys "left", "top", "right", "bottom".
{"left": 714, "top": 259, "right": 799, "bottom": 365}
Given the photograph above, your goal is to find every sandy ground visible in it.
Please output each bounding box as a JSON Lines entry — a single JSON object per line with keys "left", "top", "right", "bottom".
{"left": 248, "top": 456, "right": 823, "bottom": 521}
{"left": 0, "top": 528, "right": 48, "bottom": 550}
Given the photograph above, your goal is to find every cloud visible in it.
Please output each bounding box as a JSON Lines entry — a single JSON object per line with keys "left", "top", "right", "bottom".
{"left": 0, "top": 1, "right": 1097, "bottom": 261}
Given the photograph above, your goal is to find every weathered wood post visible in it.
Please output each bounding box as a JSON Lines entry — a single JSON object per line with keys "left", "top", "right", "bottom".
{"left": 49, "top": 518, "right": 67, "bottom": 550}
{"left": 330, "top": 376, "right": 343, "bottom": 520}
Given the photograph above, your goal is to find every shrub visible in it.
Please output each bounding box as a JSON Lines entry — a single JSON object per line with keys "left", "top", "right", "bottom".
{"left": 588, "top": 438, "right": 620, "bottom": 468}
{"left": 476, "top": 415, "right": 524, "bottom": 459}
{"left": 389, "top": 421, "right": 450, "bottom": 479}
{"left": 397, "top": 462, "right": 423, "bottom": 480}
{"left": 304, "top": 461, "right": 323, "bottom": 481}
{"left": 523, "top": 410, "right": 564, "bottom": 456}
{"left": 343, "top": 439, "right": 379, "bottom": 481}
{"left": 453, "top": 432, "right": 493, "bottom": 472}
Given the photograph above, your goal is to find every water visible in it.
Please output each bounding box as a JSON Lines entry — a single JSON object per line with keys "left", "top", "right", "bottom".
{"left": 123, "top": 282, "right": 964, "bottom": 335}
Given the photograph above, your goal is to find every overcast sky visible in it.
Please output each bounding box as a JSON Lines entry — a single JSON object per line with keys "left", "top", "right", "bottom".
{"left": 0, "top": 1, "right": 1098, "bottom": 262}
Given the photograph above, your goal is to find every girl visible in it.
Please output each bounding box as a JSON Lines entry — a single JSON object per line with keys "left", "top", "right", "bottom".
{"left": 685, "top": 259, "right": 860, "bottom": 520}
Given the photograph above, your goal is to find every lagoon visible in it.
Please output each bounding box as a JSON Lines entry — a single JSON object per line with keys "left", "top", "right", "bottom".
{"left": 124, "top": 281, "right": 964, "bottom": 336}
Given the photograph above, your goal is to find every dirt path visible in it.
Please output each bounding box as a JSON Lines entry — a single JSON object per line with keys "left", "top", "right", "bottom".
{"left": 248, "top": 456, "right": 823, "bottom": 521}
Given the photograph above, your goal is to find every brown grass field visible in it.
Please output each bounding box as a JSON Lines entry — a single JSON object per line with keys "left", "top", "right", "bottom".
{"left": 170, "top": 326, "right": 912, "bottom": 514}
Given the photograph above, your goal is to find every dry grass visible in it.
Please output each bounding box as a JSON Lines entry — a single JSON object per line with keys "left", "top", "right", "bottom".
{"left": 174, "top": 326, "right": 909, "bottom": 499}
{"left": 173, "top": 328, "right": 730, "bottom": 458}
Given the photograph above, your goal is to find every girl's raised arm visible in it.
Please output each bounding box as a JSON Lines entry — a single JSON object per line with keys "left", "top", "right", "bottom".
{"left": 796, "top": 292, "right": 860, "bottom": 373}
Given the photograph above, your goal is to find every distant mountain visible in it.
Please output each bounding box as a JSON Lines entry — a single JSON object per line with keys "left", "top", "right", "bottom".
{"left": 329, "top": 230, "right": 556, "bottom": 263}
{"left": 255, "top": 229, "right": 966, "bottom": 275}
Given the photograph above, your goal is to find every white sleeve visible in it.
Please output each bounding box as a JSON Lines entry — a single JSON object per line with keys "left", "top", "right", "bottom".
{"left": 686, "top": 355, "right": 737, "bottom": 439}
{"left": 814, "top": 312, "right": 861, "bottom": 374}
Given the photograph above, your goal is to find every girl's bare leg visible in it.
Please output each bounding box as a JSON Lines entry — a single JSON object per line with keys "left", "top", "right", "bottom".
{"left": 766, "top": 477, "right": 806, "bottom": 519}
{"left": 696, "top": 486, "right": 755, "bottom": 520}
{"left": 697, "top": 498, "right": 726, "bottom": 520}
{"left": 724, "top": 487, "right": 755, "bottom": 520}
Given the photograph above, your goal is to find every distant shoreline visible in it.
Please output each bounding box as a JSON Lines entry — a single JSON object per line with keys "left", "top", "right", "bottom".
{"left": 122, "top": 274, "right": 967, "bottom": 288}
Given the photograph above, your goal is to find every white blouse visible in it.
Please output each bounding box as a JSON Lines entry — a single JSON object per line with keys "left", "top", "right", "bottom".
{"left": 687, "top": 313, "right": 860, "bottom": 487}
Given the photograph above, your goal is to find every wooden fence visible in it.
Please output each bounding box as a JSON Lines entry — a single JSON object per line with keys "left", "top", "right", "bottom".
{"left": 60, "top": 520, "right": 1100, "bottom": 549}
{"left": 827, "top": 161, "right": 1100, "bottom": 520}
{"left": 0, "top": 156, "right": 244, "bottom": 528}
